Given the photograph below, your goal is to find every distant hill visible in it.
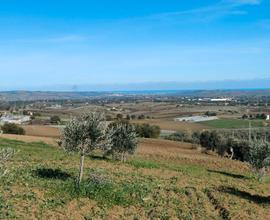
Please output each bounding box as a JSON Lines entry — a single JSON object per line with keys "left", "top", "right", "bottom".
{"left": 0, "top": 89, "right": 270, "bottom": 101}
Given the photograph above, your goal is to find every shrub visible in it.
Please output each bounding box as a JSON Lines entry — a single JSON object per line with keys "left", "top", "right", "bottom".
{"left": 1, "top": 123, "right": 25, "bottom": 135}
{"left": 166, "top": 131, "right": 191, "bottom": 142}
{"left": 50, "top": 115, "right": 61, "bottom": 124}
{"left": 116, "top": 114, "right": 123, "bottom": 120}
{"left": 205, "top": 111, "right": 217, "bottom": 116}
{"left": 191, "top": 131, "right": 201, "bottom": 144}
{"left": 137, "top": 114, "right": 145, "bottom": 120}
{"left": 135, "top": 123, "right": 160, "bottom": 138}
{"left": 131, "top": 115, "right": 137, "bottom": 120}
{"left": 248, "top": 140, "right": 270, "bottom": 180}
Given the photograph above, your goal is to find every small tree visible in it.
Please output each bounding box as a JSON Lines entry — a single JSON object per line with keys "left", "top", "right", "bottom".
{"left": 109, "top": 123, "right": 138, "bottom": 162}
{"left": 1, "top": 123, "right": 25, "bottom": 135}
{"left": 61, "top": 112, "right": 111, "bottom": 186}
{"left": 248, "top": 140, "right": 270, "bottom": 180}
{"left": 50, "top": 115, "right": 61, "bottom": 125}
{"left": 135, "top": 123, "right": 160, "bottom": 138}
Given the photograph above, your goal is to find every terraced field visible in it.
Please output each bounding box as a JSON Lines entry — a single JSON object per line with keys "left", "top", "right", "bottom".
{"left": 0, "top": 137, "right": 269, "bottom": 219}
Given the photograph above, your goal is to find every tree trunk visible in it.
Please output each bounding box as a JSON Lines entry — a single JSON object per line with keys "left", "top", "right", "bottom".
{"left": 77, "top": 151, "right": 85, "bottom": 187}
{"left": 123, "top": 152, "right": 127, "bottom": 163}
{"left": 229, "top": 147, "right": 234, "bottom": 160}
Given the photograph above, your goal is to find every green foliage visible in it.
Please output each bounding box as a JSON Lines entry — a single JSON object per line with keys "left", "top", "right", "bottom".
{"left": 50, "top": 115, "right": 61, "bottom": 124}
{"left": 1, "top": 123, "right": 25, "bottom": 135}
{"left": 116, "top": 114, "right": 123, "bottom": 120}
{"left": 128, "top": 159, "right": 161, "bottom": 169}
{"left": 61, "top": 170, "right": 155, "bottom": 207}
{"left": 108, "top": 122, "right": 138, "bottom": 162}
{"left": 200, "top": 130, "right": 250, "bottom": 160}
{"left": 205, "top": 111, "right": 217, "bottom": 116}
{"left": 248, "top": 140, "right": 270, "bottom": 179}
{"left": 61, "top": 112, "right": 111, "bottom": 185}
{"left": 166, "top": 131, "right": 191, "bottom": 142}
{"left": 62, "top": 112, "right": 110, "bottom": 154}
{"left": 135, "top": 123, "right": 160, "bottom": 138}
{"left": 200, "top": 119, "right": 264, "bottom": 129}
{"left": 137, "top": 114, "right": 145, "bottom": 120}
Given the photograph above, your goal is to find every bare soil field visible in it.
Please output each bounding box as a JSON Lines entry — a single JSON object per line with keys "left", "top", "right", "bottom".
{"left": 22, "top": 125, "right": 61, "bottom": 138}
{"left": 132, "top": 119, "right": 209, "bottom": 132}
{"left": 0, "top": 134, "right": 58, "bottom": 146}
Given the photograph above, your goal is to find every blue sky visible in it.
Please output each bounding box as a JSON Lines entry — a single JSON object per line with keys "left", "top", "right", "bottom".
{"left": 0, "top": 0, "right": 270, "bottom": 90}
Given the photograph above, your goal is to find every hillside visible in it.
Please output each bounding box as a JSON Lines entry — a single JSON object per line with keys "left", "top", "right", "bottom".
{"left": 0, "top": 137, "right": 269, "bottom": 219}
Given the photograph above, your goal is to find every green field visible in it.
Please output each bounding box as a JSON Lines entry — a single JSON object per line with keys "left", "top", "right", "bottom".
{"left": 199, "top": 119, "right": 266, "bottom": 129}
{"left": 0, "top": 137, "right": 269, "bottom": 219}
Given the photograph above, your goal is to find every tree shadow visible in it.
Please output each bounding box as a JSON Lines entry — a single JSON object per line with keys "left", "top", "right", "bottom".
{"left": 218, "top": 186, "right": 270, "bottom": 205}
{"left": 90, "top": 155, "right": 111, "bottom": 162}
{"left": 33, "top": 168, "right": 72, "bottom": 181}
{"left": 208, "top": 169, "right": 249, "bottom": 179}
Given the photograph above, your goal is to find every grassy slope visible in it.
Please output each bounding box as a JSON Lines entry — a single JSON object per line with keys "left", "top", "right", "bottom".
{"left": 199, "top": 119, "right": 265, "bottom": 129}
{"left": 0, "top": 138, "right": 269, "bottom": 220}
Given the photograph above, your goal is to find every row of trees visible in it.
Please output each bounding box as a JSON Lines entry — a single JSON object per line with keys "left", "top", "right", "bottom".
{"left": 61, "top": 112, "right": 139, "bottom": 186}
{"left": 167, "top": 129, "right": 270, "bottom": 179}
{"left": 242, "top": 113, "right": 268, "bottom": 120}
{"left": 199, "top": 130, "right": 270, "bottom": 179}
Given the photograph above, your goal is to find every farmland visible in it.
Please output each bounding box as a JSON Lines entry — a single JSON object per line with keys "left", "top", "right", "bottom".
{"left": 0, "top": 91, "right": 270, "bottom": 219}
{"left": 0, "top": 136, "right": 269, "bottom": 219}
{"left": 199, "top": 119, "right": 267, "bottom": 129}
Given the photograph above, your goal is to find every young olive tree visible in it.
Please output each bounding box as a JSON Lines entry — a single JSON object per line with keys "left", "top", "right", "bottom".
{"left": 0, "top": 148, "right": 15, "bottom": 178}
{"left": 109, "top": 123, "right": 138, "bottom": 162}
{"left": 61, "top": 112, "right": 111, "bottom": 186}
{"left": 248, "top": 140, "right": 270, "bottom": 180}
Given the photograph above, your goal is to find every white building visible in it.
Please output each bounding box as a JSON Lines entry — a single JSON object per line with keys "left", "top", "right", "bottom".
{"left": 174, "top": 116, "right": 218, "bottom": 123}
{"left": 210, "top": 98, "right": 232, "bottom": 102}
{"left": 0, "top": 115, "right": 31, "bottom": 125}
{"left": 266, "top": 115, "right": 270, "bottom": 121}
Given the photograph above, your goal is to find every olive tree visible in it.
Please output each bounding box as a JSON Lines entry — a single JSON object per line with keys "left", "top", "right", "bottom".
{"left": 248, "top": 140, "right": 270, "bottom": 180}
{"left": 61, "top": 112, "right": 111, "bottom": 186}
{"left": 109, "top": 123, "right": 138, "bottom": 162}
{"left": 0, "top": 148, "right": 15, "bottom": 178}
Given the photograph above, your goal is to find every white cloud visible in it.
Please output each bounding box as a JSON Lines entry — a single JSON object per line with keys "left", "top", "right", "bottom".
{"left": 144, "top": 0, "right": 261, "bottom": 23}
{"left": 229, "top": 0, "right": 261, "bottom": 5}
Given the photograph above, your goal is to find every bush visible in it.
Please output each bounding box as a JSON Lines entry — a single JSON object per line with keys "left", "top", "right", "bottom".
{"left": 135, "top": 123, "right": 160, "bottom": 138}
{"left": 1, "top": 123, "right": 25, "bottom": 135}
{"left": 116, "top": 114, "right": 123, "bottom": 120}
{"left": 166, "top": 131, "right": 191, "bottom": 142}
{"left": 248, "top": 140, "right": 270, "bottom": 179}
{"left": 137, "top": 114, "right": 145, "bottom": 120}
{"left": 205, "top": 111, "right": 217, "bottom": 116}
{"left": 50, "top": 115, "right": 61, "bottom": 124}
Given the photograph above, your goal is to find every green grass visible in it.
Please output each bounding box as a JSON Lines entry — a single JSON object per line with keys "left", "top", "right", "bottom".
{"left": 0, "top": 137, "right": 269, "bottom": 219}
{"left": 199, "top": 119, "right": 265, "bottom": 129}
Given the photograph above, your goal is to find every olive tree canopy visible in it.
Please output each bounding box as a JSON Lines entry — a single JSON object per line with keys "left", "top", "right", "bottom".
{"left": 61, "top": 112, "right": 112, "bottom": 186}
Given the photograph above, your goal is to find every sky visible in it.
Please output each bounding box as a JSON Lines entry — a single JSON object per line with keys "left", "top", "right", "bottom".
{"left": 0, "top": 0, "right": 270, "bottom": 90}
